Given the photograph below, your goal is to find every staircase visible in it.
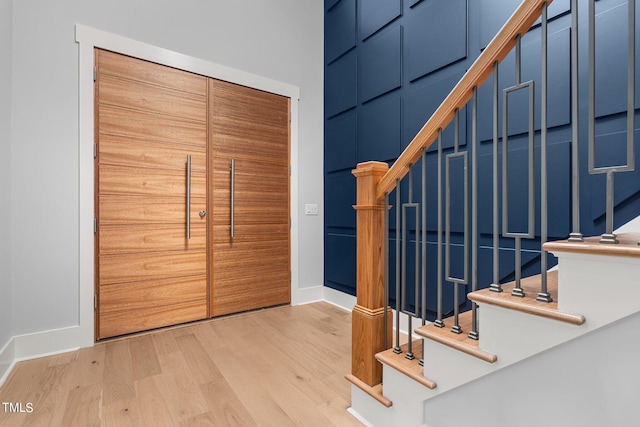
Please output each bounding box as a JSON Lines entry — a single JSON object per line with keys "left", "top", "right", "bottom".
{"left": 348, "top": 233, "right": 640, "bottom": 426}
{"left": 345, "top": 0, "right": 640, "bottom": 425}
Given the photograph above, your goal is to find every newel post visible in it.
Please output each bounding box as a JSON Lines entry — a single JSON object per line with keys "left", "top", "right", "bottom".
{"left": 351, "top": 161, "right": 392, "bottom": 387}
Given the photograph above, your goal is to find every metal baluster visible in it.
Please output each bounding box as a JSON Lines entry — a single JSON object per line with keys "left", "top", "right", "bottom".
{"left": 538, "top": 1, "right": 553, "bottom": 303}
{"left": 403, "top": 167, "right": 416, "bottom": 360}
{"left": 446, "top": 109, "right": 468, "bottom": 334}
{"left": 394, "top": 179, "right": 402, "bottom": 354}
{"left": 503, "top": 33, "right": 535, "bottom": 298}
{"left": 420, "top": 148, "right": 427, "bottom": 365}
{"left": 490, "top": 62, "right": 503, "bottom": 293}
{"left": 588, "top": 0, "right": 635, "bottom": 245}
{"left": 384, "top": 193, "right": 390, "bottom": 350}
{"left": 469, "top": 87, "right": 479, "bottom": 340}
{"left": 435, "top": 130, "right": 445, "bottom": 328}
{"left": 569, "top": 0, "right": 583, "bottom": 242}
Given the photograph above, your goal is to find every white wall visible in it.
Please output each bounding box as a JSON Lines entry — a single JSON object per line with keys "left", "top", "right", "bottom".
{"left": 0, "top": 0, "right": 13, "bottom": 349}
{"left": 10, "top": 0, "right": 324, "bottom": 337}
{"left": 422, "top": 311, "right": 640, "bottom": 427}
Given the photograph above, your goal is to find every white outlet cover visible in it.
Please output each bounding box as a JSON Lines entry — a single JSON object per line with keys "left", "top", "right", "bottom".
{"left": 305, "top": 204, "right": 319, "bottom": 215}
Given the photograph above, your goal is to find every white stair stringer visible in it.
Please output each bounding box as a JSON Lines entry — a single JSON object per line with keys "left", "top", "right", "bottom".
{"left": 348, "top": 237, "right": 640, "bottom": 427}
{"left": 421, "top": 310, "right": 640, "bottom": 427}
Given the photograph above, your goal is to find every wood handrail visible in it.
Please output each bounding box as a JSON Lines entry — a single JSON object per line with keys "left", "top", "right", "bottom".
{"left": 375, "top": 0, "right": 553, "bottom": 200}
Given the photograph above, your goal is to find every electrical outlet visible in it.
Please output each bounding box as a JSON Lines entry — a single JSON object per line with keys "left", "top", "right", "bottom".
{"left": 305, "top": 204, "right": 319, "bottom": 216}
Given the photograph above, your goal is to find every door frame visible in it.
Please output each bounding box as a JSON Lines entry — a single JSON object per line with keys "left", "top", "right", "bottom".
{"left": 76, "top": 24, "right": 300, "bottom": 346}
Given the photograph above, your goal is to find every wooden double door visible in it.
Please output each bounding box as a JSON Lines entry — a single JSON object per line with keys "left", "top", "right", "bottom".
{"left": 94, "top": 49, "right": 290, "bottom": 339}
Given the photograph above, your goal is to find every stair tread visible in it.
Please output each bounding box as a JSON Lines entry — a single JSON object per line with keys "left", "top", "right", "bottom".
{"left": 415, "top": 311, "right": 497, "bottom": 363}
{"left": 468, "top": 270, "right": 585, "bottom": 325}
{"left": 543, "top": 233, "right": 640, "bottom": 258}
{"left": 345, "top": 374, "right": 392, "bottom": 407}
{"left": 375, "top": 340, "right": 437, "bottom": 389}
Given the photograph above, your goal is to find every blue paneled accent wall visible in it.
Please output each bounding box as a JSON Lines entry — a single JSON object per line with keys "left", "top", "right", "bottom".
{"left": 324, "top": 0, "right": 640, "bottom": 312}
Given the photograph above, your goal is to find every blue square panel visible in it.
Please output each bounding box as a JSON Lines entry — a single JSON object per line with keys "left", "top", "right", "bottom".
{"left": 479, "top": 0, "right": 570, "bottom": 49}
{"left": 325, "top": 171, "right": 357, "bottom": 229}
{"left": 406, "top": 0, "right": 467, "bottom": 81}
{"left": 326, "top": 0, "right": 357, "bottom": 63}
{"left": 404, "top": 70, "right": 467, "bottom": 151}
{"left": 358, "top": 26, "right": 402, "bottom": 103}
{"left": 325, "top": 234, "right": 356, "bottom": 293}
{"left": 326, "top": 111, "right": 357, "bottom": 173}
{"left": 360, "top": 0, "right": 402, "bottom": 40}
{"left": 326, "top": 51, "right": 358, "bottom": 118}
{"left": 358, "top": 94, "right": 402, "bottom": 163}
{"left": 594, "top": 2, "right": 640, "bottom": 117}
{"left": 477, "top": 27, "right": 570, "bottom": 143}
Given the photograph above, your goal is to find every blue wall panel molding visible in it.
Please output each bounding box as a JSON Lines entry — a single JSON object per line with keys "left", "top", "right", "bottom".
{"left": 325, "top": 0, "right": 357, "bottom": 64}
{"left": 404, "top": 70, "right": 467, "bottom": 151}
{"left": 359, "top": 0, "right": 402, "bottom": 41}
{"left": 593, "top": 1, "right": 640, "bottom": 118}
{"left": 406, "top": 0, "right": 468, "bottom": 82}
{"left": 357, "top": 94, "right": 402, "bottom": 162}
{"left": 477, "top": 25, "right": 570, "bottom": 143}
{"left": 325, "top": 234, "right": 357, "bottom": 293}
{"left": 479, "top": 0, "right": 571, "bottom": 49}
{"left": 325, "top": 0, "right": 342, "bottom": 12}
{"left": 326, "top": 112, "right": 357, "bottom": 173}
{"left": 358, "top": 26, "right": 403, "bottom": 103}
{"left": 325, "top": 51, "right": 358, "bottom": 118}
{"left": 324, "top": 0, "right": 640, "bottom": 299}
{"left": 325, "top": 171, "right": 357, "bottom": 229}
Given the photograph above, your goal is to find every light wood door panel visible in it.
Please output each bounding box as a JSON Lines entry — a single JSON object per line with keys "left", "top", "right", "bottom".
{"left": 95, "top": 49, "right": 208, "bottom": 339}
{"left": 98, "top": 107, "right": 207, "bottom": 147}
{"left": 98, "top": 74, "right": 207, "bottom": 122}
{"left": 97, "top": 49, "right": 207, "bottom": 96}
{"left": 209, "top": 79, "right": 291, "bottom": 317}
{"left": 99, "top": 165, "right": 206, "bottom": 198}
{"left": 98, "top": 196, "right": 206, "bottom": 224}
{"left": 99, "top": 251, "right": 207, "bottom": 285}
{"left": 98, "top": 134, "right": 207, "bottom": 171}
{"left": 98, "top": 276, "right": 207, "bottom": 338}
{"left": 99, "top": 224, "right": 206, "bottom": 254}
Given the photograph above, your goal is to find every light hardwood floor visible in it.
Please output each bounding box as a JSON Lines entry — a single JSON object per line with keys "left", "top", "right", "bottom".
{"left": 0, "top": 302, "right": 363, "bottom": 427}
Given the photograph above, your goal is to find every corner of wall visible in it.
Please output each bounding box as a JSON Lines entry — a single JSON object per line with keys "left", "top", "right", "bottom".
{"left": 0, "top": 337, "right": 16, "bottom": 388}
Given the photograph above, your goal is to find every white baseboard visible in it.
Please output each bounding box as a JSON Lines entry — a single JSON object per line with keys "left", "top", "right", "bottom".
{"left": 0, "top": 337, "right": 16, "bottom": 387}
{"left": 291, "top": 285, "right": 325, "bottom": 306}
{"left": 322, "top": 286, "right": 356, "bottom": 312}
{"left": 13, "top": 325, "right": 82, "bottom": 360}
{"left": 0, "top": 325, "right": 84, "bottom": 389}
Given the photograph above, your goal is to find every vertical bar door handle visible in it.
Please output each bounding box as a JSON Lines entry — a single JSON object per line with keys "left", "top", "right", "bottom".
{"left": 230, "top": 159, "right": 235, "bottom": 238}
{"left": 186, "top": 155, "right": 191, "bottom": 240}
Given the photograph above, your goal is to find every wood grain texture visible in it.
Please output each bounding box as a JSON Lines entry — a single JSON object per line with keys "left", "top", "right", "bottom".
{"left": 468, "top": 270, "right": 585, "bottom": 325}
{"left": 99, "top": 224, "right": 206, "bottom": 254}
{"left": 97, "top": 49, "right": 208, "bottom": 96}
{"left": 98, "top": 74, "right": 207, "bottom": 123}
{"left": 95, "top": 49, "right": 208, "bottom": 339}
{"left": 350, "top": 163, "right": 390, "bottom": 387}
{"left": 100, "top": 164, "right": 206, "bottom": 198}
{"left": 415, "top": 311, "right": 498, "bottom": 363}
{"left": 209, "top": 78, "right": 291, "bottom": 317}
{"left": 0, "top": 303, "right": 362, "bottom": 427}
{"left": 375, "top": 340, "right": 436, "bottom": 389}
{"left": 543, "top": 233, "right": 640, "bottom": 258}
{"left": 99, "top": 276, "right": 208, "bottom": 338}
{"left": 98, "top": 107, "right": 207, "bottom": 148}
